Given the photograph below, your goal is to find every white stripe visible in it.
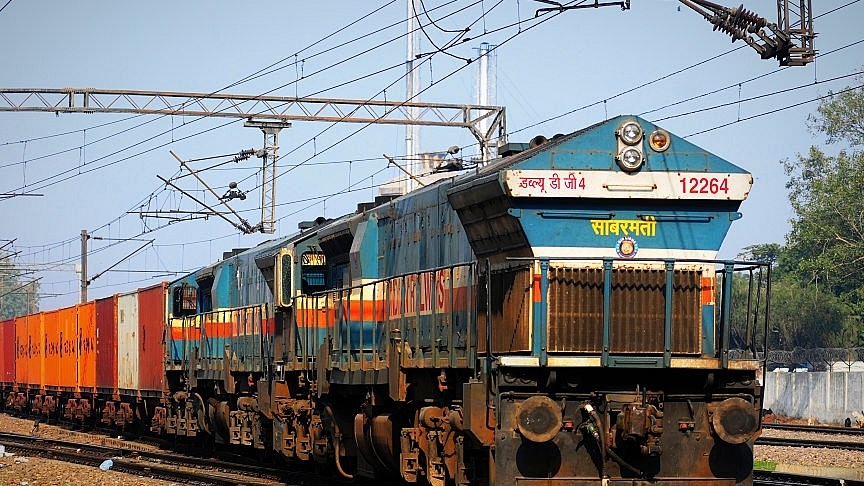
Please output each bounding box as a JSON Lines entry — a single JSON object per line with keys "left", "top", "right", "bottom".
{"left": 505, "top": 170, "right": 752, "bottom": 200}
{"left": 532, "top": 246, "right": 719, "bottom": 261}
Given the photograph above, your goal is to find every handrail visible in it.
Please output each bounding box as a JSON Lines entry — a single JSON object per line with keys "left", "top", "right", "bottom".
{"left": 289, "top": 261, "right": 478, "bottom": 372}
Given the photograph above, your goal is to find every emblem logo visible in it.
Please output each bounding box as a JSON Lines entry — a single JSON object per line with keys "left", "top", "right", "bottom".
{"left": 616, "top": 236, "right": 638, "bottom": 258}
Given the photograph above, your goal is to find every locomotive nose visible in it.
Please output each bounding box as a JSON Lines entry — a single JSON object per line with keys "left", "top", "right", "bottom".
{"left": 516, "top": 395, "right": 562, "bottom": 443}
{"left": 711, "top": 397, "right": 761, "bottom": 444}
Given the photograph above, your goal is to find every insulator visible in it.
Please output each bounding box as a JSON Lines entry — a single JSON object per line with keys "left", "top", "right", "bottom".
{"left": 728, "top": 5, "right": 767, "bottom": 32}
{"left": 718, "top": 21, "right": 747, "bottom": 41}
{"left": 738, "top": 7, "right": 767, "bottom": 29}
{"left": 233, "top": 149, "right": 255, "bottom": 162}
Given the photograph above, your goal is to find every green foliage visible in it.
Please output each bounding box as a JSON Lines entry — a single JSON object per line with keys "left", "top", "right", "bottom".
{"left": 727, "top": 271, "right": 771, "bottom": 351}
{"left": 772, "top": 81, "right": 864, "bottom": 344}
{"left": 768, "top": 276, "right": 848, "bottom": 349}
{"left": 807, "top": 83, "right": 864, "bottom": 147}
{"left": 738, "top": 243, "right": 783, "bottom": 266}
{"left": 0, "top": 252, "right": 40, "bottom": 319}
{"left": 782, "top": 147, "right": 864, "bottom": 300}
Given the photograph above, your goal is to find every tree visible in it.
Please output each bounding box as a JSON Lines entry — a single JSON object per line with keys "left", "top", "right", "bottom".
{"left": 0, "top": 251, "right": 40, "bottom": 319}
{"left": 807, "top": 83, "right": 864, "bottom": 146}
{"left": 783, "top": 83, "right": 864, "bottom": 321}
{"left": 768, "top": 276, "right": 848, "bottom": 349}
{"left": 738, "top": 243, "right": 783, "bottom": 266}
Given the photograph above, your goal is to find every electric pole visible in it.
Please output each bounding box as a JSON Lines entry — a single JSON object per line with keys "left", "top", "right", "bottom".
{"left": 80, "top": 229, "right": 88, "bottom": 303}
{"left": 406, "top": 0, "right": 421, "bottom": 193}
{"left": 244, "top": 120, "right": 292, "bottom": 234}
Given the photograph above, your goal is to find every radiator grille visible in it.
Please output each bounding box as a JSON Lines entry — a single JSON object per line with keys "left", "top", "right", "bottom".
{"left": 547, "top": 267, "right": 702, "bottom": 354}
{"left": 479, "top": 266, "right": 533, "bottom": 353}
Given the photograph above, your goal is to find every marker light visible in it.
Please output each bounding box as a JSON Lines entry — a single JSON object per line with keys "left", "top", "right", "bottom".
{"left": 617, "top": 147, "right": 644, "bottom": 172}
{"left": 617, "top": 120, "right": 644, "bottom": 145}
{"left": 648, "top": 129, "right": 671, "bottom": 152}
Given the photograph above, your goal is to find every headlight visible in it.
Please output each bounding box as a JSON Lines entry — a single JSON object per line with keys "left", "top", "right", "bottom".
{"left": 516, "top": 395, "right": 562, "bottom": 443}
{"left": 710, "top": 397, "right": 760, "bottom": 444}
{"left": 617, "top": 147, "right": 644, "bottom": 172}
{"left": 648, "top": 129, "right": 671, "bottom": 152}
{"left": 617, "top": 120, "right": 643, "bottom": 145}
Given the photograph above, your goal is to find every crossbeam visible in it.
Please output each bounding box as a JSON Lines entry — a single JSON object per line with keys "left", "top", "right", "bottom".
{"left": 0, "top": 88, "right": 506, "bottom": 159}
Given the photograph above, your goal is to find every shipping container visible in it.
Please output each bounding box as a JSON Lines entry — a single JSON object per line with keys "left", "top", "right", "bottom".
{"left": 77, "top": 302, "right": 97, "bottom": 392}
{"left": 0, "top": 318, "right": 14, "bottom": 385}
{"left": 137, "top": 283, "right": 166, "bottom": 395}
{"left": 117, "top": 291, "right": 139, "bottom": 391}
{"left": 43, "top": 309, "right": 59, "bottom": 389}
{"left": 14, "top": 315, "right": 28, "bottom": 386}
{"left": 58, "top": 306, "right": 77, "bottom": 390}
{"left": 24, "top": 314, "right": 43, "bottom": 389}
{"left": 95, "top": 296, "right": 118, "bottom": 393}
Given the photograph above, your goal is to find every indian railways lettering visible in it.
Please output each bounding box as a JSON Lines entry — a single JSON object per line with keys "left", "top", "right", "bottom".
{"left": 388, "top": 270, "right": 448, "bottom": 318}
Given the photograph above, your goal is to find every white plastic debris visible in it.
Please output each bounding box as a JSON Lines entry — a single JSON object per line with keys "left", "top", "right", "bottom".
{"left": 99, "top": 459, "right": 113, "bottom": 471}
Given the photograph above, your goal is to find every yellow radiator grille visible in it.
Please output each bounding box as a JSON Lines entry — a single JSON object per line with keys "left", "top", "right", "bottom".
{"left": 547, "top": 267, "right": 702, "bottom": 354}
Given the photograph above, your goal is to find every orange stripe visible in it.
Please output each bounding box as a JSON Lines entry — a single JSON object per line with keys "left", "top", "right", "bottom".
{"left": 533, "top": 273, "right": 542, "bottom": 303}
{"left": 701, "top": 276, "right": 715, "bottom": 305}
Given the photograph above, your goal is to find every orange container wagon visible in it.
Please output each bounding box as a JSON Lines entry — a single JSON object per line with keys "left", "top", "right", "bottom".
{"left": 95, "top": 295, "right": 118, "bottom": 395}
{"left": 137, "top": 283, "right": 167, "bottom": 396}
{"left": 77, "top": 302, "right": 97, "bottom": 393}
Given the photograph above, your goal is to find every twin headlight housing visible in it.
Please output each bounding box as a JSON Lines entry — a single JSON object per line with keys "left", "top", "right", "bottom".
{"left": 615, "top": 119, "right": 671, "bottom": 173}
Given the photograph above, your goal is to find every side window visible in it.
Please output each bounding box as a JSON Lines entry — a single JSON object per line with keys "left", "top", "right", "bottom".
{"left": 280, "top": 253, "right": 293, "bottom": 306}
{"left": 300, "top": 250, "right": 327, "bottom": 295}
{"left": 172, "top": 284, "right": 197, "bottom": 317}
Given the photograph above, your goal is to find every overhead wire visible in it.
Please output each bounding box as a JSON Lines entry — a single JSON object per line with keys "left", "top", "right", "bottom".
{"left": 684, "top": 85, "right": 864, "bottom": 137}
{"left": 12, "top": 0, "right": 863, "bottom": 305}
{"left": 0, "top": 1, "right": 461, "bottom": 173}
{"left": 18, "top": 0, "right": 558, "bottom": 288}
{"left": 0, "top": 2, "right": 405, "bottom": 152}
{"left": 652, "top": 71, "right": 863, "bottom": 123}
{"left": 257, "top": 0, "right": 573, "bottom": 197}
{"left": 511, "top": 0, "right": 860, "bottom": 137}
{"left": 1, "top": 1, "right": 485, "bottom": 198}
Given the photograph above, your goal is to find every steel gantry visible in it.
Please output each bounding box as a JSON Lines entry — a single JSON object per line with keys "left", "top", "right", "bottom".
{"left": 0, "top": 88, "right": 507, "bottom": 233}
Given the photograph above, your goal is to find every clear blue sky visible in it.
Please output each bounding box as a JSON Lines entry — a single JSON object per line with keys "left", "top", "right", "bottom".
{"left": 1, "top": 0, "right": 861, "bottom": 309}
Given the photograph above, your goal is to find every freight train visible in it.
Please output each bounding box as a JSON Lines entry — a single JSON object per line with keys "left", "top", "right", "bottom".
{"left": 1, "top": 115, "right": 772, "bottom": 485}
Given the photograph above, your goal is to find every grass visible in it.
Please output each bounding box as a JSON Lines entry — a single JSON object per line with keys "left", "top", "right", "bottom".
{"left": 753, "top": 460, "right": 777, "bottom": 471}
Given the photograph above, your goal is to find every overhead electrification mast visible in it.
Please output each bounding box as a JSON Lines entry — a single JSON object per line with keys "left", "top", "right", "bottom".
{"left": 533, "top": 0, "right": 815, "bottom": 66}
{"left": 0, "top": 89, "right": 506, "bottom": 233}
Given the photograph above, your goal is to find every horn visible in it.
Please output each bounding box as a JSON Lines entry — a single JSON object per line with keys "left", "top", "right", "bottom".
{"left": 529, "top": 135, "right": 548, "bottom": 148}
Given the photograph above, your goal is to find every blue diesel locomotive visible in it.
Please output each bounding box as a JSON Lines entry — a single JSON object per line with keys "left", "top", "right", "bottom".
{"left": 3, "top": 115, "right": 770, "bottom": 486}
{"left": 158, "top": 115, "right": 770, "bottom": 485}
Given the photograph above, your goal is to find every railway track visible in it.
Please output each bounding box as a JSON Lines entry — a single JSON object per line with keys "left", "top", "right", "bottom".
{"left": 756, "top": 435, "right": 864, "bottom": 451}
{"left": 754, "top": 470, "right": 862, "bottom": 486}
{"left": 763, "top": 423, "right": 864, "bottom": 436}
{"left": 0, "top": 431, "right": 304, "bottom": 486}
{"left": 4, "top": 419, "right": 862, "bottom": 486}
